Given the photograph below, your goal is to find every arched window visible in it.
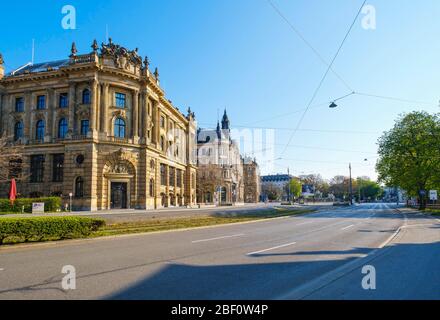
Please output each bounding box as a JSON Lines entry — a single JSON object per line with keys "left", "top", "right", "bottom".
{"left": 36, "top": 120, "right": 45, "bottom": 141}
{"left": 114, "top": 118, "right": 126, "bottom": 138}
{"left": 82, "top": 89, "right": 91, "bottom": 104}
{"left": 58, "top": 118, "right": 68, "bottom": 139}
{"left": 14, "top": 121, "right": 23, "bottom": 141}
{"left": 149, "top": 179, "right": 154, "bottom": 197}
{"left": 75, "top": 177, "right": 84, "bottom": 198}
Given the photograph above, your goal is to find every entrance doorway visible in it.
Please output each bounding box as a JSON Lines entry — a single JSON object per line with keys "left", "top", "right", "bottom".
{"left": 111, "top": 182, "right": 128, "bottom": 209}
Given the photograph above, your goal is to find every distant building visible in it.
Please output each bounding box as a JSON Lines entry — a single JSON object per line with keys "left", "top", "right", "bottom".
{"left": 243, "top": 157, "right": 260, "bottom": 203}
{"left": 260, "top": 174, "right": 294, "bottom": 201}
{"left": 196, "top": 110, "right": 260, "bottom": 205}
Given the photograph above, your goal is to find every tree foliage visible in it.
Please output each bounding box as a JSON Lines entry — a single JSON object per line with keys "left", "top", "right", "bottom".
{"left": 376, "top": 111, "right": 440, "bottom": 209}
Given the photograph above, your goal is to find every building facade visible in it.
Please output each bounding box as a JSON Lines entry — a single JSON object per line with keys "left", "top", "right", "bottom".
{"left": 196, "top": 110, "right": 252, "bottom": 205}
{"left": 260, "top": 174, "right": 294, "bottom": 201}
{"left": 243, "top": 157, "right": 261, "bottom": 203}
{"left": 0, "top": 40, "right": 197, "bottom": 211}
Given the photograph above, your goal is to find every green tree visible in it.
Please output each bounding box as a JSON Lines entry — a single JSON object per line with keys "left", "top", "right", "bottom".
{"left": 376, "top": 111, "right": 440, "bottom": 209}
{"left": 287, "top": 179, "right": 302, "bottom": 200}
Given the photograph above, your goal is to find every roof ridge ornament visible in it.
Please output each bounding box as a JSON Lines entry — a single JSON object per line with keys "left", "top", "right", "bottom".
{"left": 70, "top": 42, "right": 78, "bottom": 58}
{"left": 0, "top": 53, "right": 4, "bottom": 65}
{"left": 91, "top": 39, "right": 99, "bottom": 53}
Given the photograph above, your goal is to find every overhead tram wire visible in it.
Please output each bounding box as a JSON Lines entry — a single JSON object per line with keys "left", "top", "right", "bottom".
{"left": 267, "top": 0, "right": 355, "bottom": 93}
{"left": 279, "top": 0, "right": 368, "bottom": 157}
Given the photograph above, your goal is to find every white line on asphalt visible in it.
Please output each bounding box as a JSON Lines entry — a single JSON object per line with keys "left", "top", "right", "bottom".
{"left": 0, "top": 268, "right": 4, "bottom": 271}
{"left": 297, "top": 221, "right": 314, "bottom": 226}
{"left": 247, "top": 242, "right": 297, "bottom": 256}
{"left": 341, "top": 224, "right": 355, "bottom": 230}
{"left": 192, "top": 234, "right": 245, "bottom": 243}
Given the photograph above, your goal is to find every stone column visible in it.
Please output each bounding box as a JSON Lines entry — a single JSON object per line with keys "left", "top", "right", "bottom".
{"left": 27, "top": 93, "right": 34, "bottom": 141}
{"left": 68, "top": 83, "right": 77, "bottom": 134}
{"left": 132, "top": 89, "right": 139, "bottom": 139}
{"left": 46, "top": 88, "right": 55, "bottom": 140}
{"left": 89, "top": 80, "right": 98, "bottom": 134}
{"left": 141, "top": 89, "right": 148, "bottom": 141}
{"left": 165, "top": 164, "right": 170, "bottom": 207}
{"left": 100, "top": 83, "right": 110, "bottom": 136}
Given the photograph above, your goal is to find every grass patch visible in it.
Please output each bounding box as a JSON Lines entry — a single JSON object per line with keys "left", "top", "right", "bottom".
{"left": 92, "top": 207, "right": 314, "bottom": 238}
{"left": 425, "top": 209, "right": 440, "bottom": 216}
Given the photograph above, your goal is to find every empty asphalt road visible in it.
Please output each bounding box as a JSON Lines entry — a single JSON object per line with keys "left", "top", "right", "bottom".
{"left": 0, "top": 203, "right": 439, "bottom": 300}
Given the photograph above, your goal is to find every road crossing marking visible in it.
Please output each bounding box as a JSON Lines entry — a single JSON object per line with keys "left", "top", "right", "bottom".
{"left": 247, "top": 242, "right": 297, "bottom": 256}
{"left": 192, "top": 234, "right": 245, "bottom": 243}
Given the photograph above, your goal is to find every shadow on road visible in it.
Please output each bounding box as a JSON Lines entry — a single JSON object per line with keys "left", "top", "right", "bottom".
{"left": 105, "top": 240, "right": 440, "bottom": 300}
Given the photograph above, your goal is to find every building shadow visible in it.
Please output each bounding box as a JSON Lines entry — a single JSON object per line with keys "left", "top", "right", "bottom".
{"left": 105, "top": 241, "right": 440, "bottom": 300}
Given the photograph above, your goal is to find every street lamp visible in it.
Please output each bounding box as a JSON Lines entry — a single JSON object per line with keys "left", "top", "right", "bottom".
{"left": 69, "top": 193, "right": 73, "bottom": 212}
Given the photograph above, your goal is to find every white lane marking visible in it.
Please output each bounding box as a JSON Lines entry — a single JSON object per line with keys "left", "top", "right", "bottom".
{"left": 247, "top": 242, "right": 297, "bottom": 256}
{"left": 0, "top": 268, "right": 4, "bottom": 271}
{"left": 192, "top": 234, "right": 245, "bottom": 243}
{"left": 341, "top": 224, "right": 355, "bottom": 230}
{"left": 297, "top": 221, "right": 314, "bottom": 226}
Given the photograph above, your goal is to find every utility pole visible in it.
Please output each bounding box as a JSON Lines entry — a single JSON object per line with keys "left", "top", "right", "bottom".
{"left": 349, "top": 163, "right": 353, "bottom": 205}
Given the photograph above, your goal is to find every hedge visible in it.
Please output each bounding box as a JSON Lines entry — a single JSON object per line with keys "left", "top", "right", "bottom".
{"left": 0, "top": 216, "right": 105, "bottom": 245}
{"left": 0, "top": 197, "right": 61, "bottom": 213}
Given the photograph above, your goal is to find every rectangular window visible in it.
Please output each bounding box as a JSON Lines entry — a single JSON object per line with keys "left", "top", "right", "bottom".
{"left": 30, "top": 155, "right": 45, "bottom": 183}
{"left": 80, "top": 120, "right": 89, "bottom": 136}
{"left": 160, "top": 164, "right": 167, "bottom": 186}
{"left": 169, "top": 167, "right": 175, "bottom": 186}
{"left": 59, "top": 93, "right": 69, "bottom": 108}
{"left": 115, "top": 93, "right": 126, "bottom": 108}
{"left": 15, "top": 97, "right": 24, "bottom": 112}
{"left": 36, "top": 95, "right": 46, "bottom": 110}
{"left": 177, "top": 169, "right": 182, "bottom": 188}
{"left": 52, "top": 154, "right": 64, "bottom": 182}
{"left": 160, "top": 116, "right": 165, "bottom": 128}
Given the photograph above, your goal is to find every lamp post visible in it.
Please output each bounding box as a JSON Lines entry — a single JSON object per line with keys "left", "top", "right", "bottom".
{"left": 349, "top": 163, "right": 353, "bottom": 205}
{"left": 69, "top": 193, "right": 73, "bottom": 212}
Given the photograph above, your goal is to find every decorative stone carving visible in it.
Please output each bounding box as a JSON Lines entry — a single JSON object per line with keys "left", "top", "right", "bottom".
{"left": 76, "top": 104, "right": 90, "bottom": 119}
{"left": 100, "top": 39, "right": 142, "bottom": 69}
{"left": 70, "top": 42, "right": 78, "bottom": 58}
{"left": 113, "top": 109, "right": 126, "bottom": 119}
{"left": 110, "top": 163, "right": 130, "bottom": 174}
{"left": 91, "top": 39, "right": 99, "bottom": 53}
{"left": 0, "top": 53, "right": 4, "bottom": 65}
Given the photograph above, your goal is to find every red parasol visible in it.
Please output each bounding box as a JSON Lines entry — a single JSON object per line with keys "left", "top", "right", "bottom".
{"left": 9, "top": 178, "right": 17, "bottom": 205}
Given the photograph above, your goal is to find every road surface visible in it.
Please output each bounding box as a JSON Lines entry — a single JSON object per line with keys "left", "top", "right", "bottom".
{"left": 0, "top": 203, "right": 439, "bottom": 300}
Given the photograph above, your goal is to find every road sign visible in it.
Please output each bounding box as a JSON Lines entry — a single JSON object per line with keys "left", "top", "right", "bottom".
{"left": 32, "top": 203, "right": 45, "bottom": 213}
{"left": 429, "top": 190, "right": 437, "bottom": 201}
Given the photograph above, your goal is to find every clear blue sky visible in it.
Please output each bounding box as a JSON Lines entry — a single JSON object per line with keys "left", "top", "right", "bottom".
{"left": 1, "top": 0, "right": 439, "bottom": 180}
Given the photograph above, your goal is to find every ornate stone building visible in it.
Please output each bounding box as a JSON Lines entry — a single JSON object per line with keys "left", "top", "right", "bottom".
{"left": 0, "top": 40, "right": 197, "bottom": 211}
{"left": 243, "top": 157, "right": 261, "bottom": 203}
{"left": 196, "top": 111, "right": 259, "bottom": 205}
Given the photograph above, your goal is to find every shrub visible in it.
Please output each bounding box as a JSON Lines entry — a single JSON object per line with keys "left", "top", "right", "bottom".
{"left": 0, "top": 217, "right": 105, "bottom": 245}
{"left": 0, "top": 197, "right": 61, "bottom": 213}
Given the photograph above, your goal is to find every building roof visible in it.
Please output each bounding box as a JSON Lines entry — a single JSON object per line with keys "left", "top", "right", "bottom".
{"left": 9, "top": 59, "right": 70, "bottom": 76}
{"left": 261, "top": 174, "right": 294, "bottom": 183}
